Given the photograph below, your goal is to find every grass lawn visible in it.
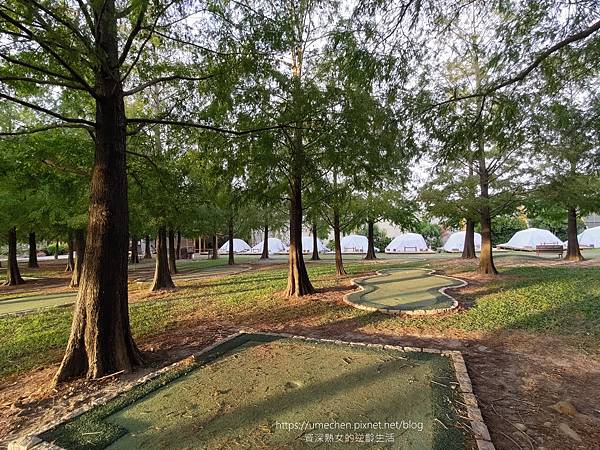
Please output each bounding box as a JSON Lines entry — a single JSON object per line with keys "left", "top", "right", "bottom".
{"left": 1, "top": 255, "right": 599, "bottom": 381}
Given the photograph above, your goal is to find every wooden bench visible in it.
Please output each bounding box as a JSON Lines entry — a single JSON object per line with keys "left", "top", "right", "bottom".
{"left": 535, "top": 244, "right": 564, "bottom": 258}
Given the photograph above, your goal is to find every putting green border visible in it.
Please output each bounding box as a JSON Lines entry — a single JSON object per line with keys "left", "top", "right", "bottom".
{"left": 9, "top": 331, "right": 493, "bottom": 450}
{"left": 343, "top": 268, "right": 467, "bottom": 316}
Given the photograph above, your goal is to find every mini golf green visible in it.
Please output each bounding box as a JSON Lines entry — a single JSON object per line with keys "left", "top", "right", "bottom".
{"left": 0, "top": 291, "right": 76, "bottom": 316}
{"left": 42, "top": 334, "right": 474, "bottom": 450}
{"left": 345, "top": 269, "right": 465, "bottom": 314}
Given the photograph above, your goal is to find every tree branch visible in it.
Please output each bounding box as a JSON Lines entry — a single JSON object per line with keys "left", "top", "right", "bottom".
{"left": 0, "top": 51, "right": 79, "bottom": 83}
{"left": 0, "top": 93, "right": 95, "bottom": 126}
{"left": 123, "top": 73, "right": 215, "bottom": 96}
{"left": 0, "top": 10, "right": 95, "bottom": 94}
{"left": 0, "top": 123, "right": 93, "bottom": 136}
{"left": 126, "top": 118, "right": 290, "bottom": 135}
{"left": 426, "top": 18, "right": 600, "bottom": 111}
{"left": 0, "top": 75, "right": 88, "bottom": 90}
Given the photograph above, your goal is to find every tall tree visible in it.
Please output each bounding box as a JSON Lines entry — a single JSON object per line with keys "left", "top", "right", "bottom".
{"left": 529, "top": 92, "right": 600, "bottom": 261}
{"left": 0, "top": 1, "right": 283, "bottom": 382}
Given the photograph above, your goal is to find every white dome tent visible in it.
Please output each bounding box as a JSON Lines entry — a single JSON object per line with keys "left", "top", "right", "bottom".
{"left": 500, "top": 228, "right": 562, "bottom": 250}
{"left": 577, "top": 226, "right": 600, "bottom": 248}
{"left": 443, "top": 231, "right": 482, "bottom": 253}
{"left": 301, "top": 236, "right": 328, "bottom": 254}
{"left": 218, "top": 238, "right": 251, "bottom": 254}
{"left": 251, "top": 238, "right": 288, "bottom": 254}
{"left": 341, "top": 234, "right": 369, "bottom": 254}
{"left": 385, "top": 233, "right": 429, "bottom": 253}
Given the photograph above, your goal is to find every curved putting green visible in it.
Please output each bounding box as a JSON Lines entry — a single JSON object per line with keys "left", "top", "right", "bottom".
{"left": 345, "top": 269, "right": 465, "bottom": 314}
{"left": 0, "top": 291, "right": 77, "bottom": 316}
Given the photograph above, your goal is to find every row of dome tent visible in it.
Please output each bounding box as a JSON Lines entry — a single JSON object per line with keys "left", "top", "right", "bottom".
{"left": 218, "top": 237, "right": 328, "bottom": 255}
{"left": 216, "top": 226, "right": 600, "bottom": 255}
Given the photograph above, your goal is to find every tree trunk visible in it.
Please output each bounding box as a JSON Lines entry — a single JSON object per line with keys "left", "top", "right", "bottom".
{"left": 28, "top": 231, "right": 39, "bottom": 268}
{"left": 150, "top": 226, "right": 175, "bottom": 291}
{"left": 176, "top": 230, "right": 181, "bottom": 260}
{"left": 228, "top": 217, "right": 235, "bottom": 265}
{"left": 194, "top": 237, "right": 200, "bottom": 253}
{"left": 364, "top": 220, "right": 377, "bottom": 260}
{"left": 70, "top": 229, "right": 85, "bottom": 288}
{"left": 144, "top": 235, "right": 152, "bottom": 259}
{"left": 565, "top": 207, "right": 584, "bottom": 261}
{"left": 461, "top": 219, "right": 477, "bottom": 259}
{"left": 311, "top": 222, "right": 320, "bottom": 261}
{"left": 54, "top": 1, "right": 142, "bottom": 384}
{"left": 476, "top": 164, "right": 498, "bottom": 275}
{"left": 130, "top": 236, "right": 139, "bottom": 264}
{"left": 168, "top": 228, "right": 177, "bottom": 274}
{"left": 210, "top": 234, "right": 218, "bottom": 259}
{"left": 285, "top": 173, "right": 315, "bottom": 296}
{"left": 4, "top": 227, "right": 24, "bottom": 286}
{"left": 54, "top": 239, "right": 59, "bottom": 260}
{"left": 65, "top": 231, "right": 75, "bottom": 271}
{"left": 260, "top": 223, "right": 269, "bottom": 259}
{"left": 333, "top": 209, "right": 346, "bottom": 276}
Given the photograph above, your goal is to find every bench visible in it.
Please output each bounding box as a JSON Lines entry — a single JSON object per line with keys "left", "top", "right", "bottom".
{"left": 535, "top": 244, "right": 564, "bottom": 258}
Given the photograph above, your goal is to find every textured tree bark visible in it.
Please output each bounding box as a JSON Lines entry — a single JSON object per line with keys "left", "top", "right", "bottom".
{"left": 311, "top": 222, "right": 320, "bottom": 261}
{"left": 461, "top": 219, "right": 477, "bottom": 259}
{"left": 150, "top": 226, "right": 175, "bottom": 291}
{"left": 70, "top": 229, "right": 85, "bottom": 288}
{"left": 228, "top": 217, "right": 235, "bottom": 265}
{"left": 54, "top": 1, "right": 142, "bottom": 384}
{"left": 5, "top": 227, "right": 24, "bottom": 286}
{"left": 144, "top": 235, "right": 152, "bottom": 259}
{"left": 210, "top": 234, "right": 218, "bottom": 259}
{"left": 365, "top": 220, "right": 377, "bottom": 260}
{"left": 176, "top": 230, "right": 181, "bottom": 260}
{"left": 565, "top": 207, "right": 584, "bottom": 261}
{"left": 28, "top": 232, "right": 39, "bottom": 268}
{"left": 130, "top": 236, "right": 139, "bottom": 264}
{"left": 65, "top": 232, "right": 75, "bottom": 271}
{"left": 285, "top": 174, "right": 315, "bottom": 296}
{"left": 476, "top": 163, "right": 498, "bottom": 275}
{"left": 260, "top": 223, "right": 269, "bottom": 260}
{"left": 333, "top": 209, "right": 347, "bottom": 276}
{"left": 168, "top": 228, "right": 177, "bottom": 274}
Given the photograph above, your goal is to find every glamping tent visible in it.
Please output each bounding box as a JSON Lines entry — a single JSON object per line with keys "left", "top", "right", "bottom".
{"left": 251, "top": 238, "right": 288, "bottom": 254}
{"left": 577, "top": 226, "right": 600, "bottom": 248}
{"left": 385, "top": 233, "right": 429, "bottom": 253}
{"left": 301, "top": 236, "right": 328, "bottom": 254}
{"left": 443, "top": 231, "right": 482, "bottom": 253}
{"left": 218, "top": 238, "right": 251, "bottom": 254}
{"left": 500, "top": 228, "right": 562, "bottom": 250}
{"left": 341, "top": 234, "right": 369, "bottom": 254}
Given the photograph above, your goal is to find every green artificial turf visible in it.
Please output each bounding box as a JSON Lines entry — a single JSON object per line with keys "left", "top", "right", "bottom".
{"left": 43, "top": 335, "right": 472, "bottom": 450}
{"left": 345, "top": 268, "right": 462, "bottom": 312}
{"left": 0, "top": 292, "right": 77, "bottom": 316}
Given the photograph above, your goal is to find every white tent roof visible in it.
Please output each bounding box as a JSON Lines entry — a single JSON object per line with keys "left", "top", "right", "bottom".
{"left": 301, "top": 236, "right": 327, "bottom": 253}
{"left": 385, "top": 233, "right": 429, "bottom": 253}
{"left": 341, "top": 234, "right": 369, "bottom": 253}
{"left": 218, "top": 238, "right": 251, "bottom": 254}
{"left": 443, "top": 231, "right": 482, "bottom": 253}
{"left": 578, "top": 226, "right": 600, "bottom": 248}
{"left": 502, "top": 228, "right": 562, "bottom": 250}
{"left": 251, "top": 238, "right": 288, "bottom": 254}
